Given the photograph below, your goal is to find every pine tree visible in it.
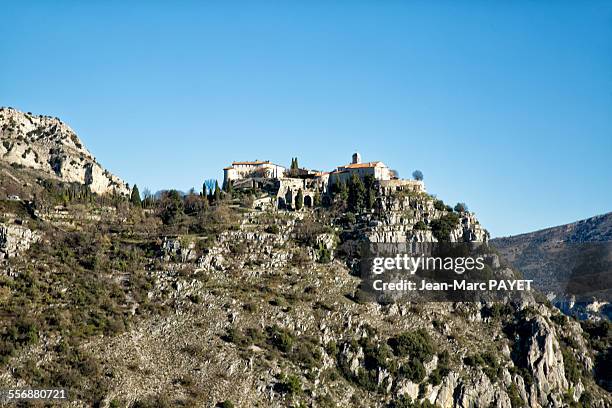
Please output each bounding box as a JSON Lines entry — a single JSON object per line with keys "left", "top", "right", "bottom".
{"left": 130, "top": 184, "right": 142, "bottom": 207}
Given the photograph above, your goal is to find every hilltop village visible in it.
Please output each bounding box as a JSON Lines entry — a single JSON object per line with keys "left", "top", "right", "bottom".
{"left": 222, "top": 153, "right": 425, "bottom": 210}
{"left": 2, "top": 109, "right": 609, "bottom": 407}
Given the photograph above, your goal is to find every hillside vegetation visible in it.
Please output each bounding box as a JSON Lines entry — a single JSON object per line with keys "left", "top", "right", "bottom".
{"left": 0, "top": 165, "right": 610, "bottom": 407}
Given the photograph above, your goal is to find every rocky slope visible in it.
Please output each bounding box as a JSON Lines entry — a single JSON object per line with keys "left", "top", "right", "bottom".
{"left": 0, "top": 177, "right": 609, "bottom": 407}
{"left": 0, "top": 107, "right": 129, "bottom": 195}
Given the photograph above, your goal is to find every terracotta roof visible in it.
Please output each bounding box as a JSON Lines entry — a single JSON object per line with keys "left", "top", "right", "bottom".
{"left": 232, "top": 160, "right": 270, "bottom": 165}
{"left": 341, "top": 161, "right": 382, "bottom": 169}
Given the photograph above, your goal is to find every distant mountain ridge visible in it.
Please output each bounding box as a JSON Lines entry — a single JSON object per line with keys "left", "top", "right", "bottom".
{"left": 0, "top": 107, "right": 129, "bottom": 195}
{"left": 494, "top": 212, "right": 612, "bottom": 246}
{"left": 491, "top": 212, "right": 612, "bottom": 318}
{"left": 491, "top": 211, "right": 611, "bottom": 271}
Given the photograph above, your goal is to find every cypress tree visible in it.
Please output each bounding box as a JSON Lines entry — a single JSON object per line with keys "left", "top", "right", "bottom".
{"left": 348, "top": 173, "right": 365, "bottom": 212}
{"left": 295, "top": 189, "right": 304, "bottom": 210}
{"left": 225, "top": 179, "right": 233, "bottom": 194}
{"left": 364, "top": 175, "right": 376, "bottom": 209}
{"left": 130, "top": 184, "right": 142, "bottom": 207}
{"left": 214, "top": 181, "right": 221, "bottom": 202}
{"left": 314, "top": 188, "right": 321, "bottom": 206}
{"left": 338, "top": 179, "right": 349, "bottom": 202}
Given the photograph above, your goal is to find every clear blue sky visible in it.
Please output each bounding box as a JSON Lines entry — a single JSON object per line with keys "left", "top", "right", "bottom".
{"left": 1, "top": 1, "right": 611, "bottom": 237}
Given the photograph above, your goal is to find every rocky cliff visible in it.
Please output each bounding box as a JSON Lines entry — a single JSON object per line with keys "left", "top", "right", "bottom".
{"left": 0, "top": 147, "right": 609, "bottom": 407}
{"left": 0, "top": 107, "right": 129, "bottom": 195}
{"left": 0, "top": 223, "right": 40, "bottom": 260}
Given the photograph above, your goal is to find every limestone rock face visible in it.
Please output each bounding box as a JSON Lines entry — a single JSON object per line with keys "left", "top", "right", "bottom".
{"left": 0, "top": 107, "right": 129, "bottom": 195}
{"left": 161, "top": 237, "right": 197, "bottom": 262}
{"left": 522, "top": 316, "right": 569, "bottom": 406}
{"left": 0, "top": 223, "right": 40, "bottom": 259}
{"left": 366, "top": 190, "right": 489, "bottom": 244}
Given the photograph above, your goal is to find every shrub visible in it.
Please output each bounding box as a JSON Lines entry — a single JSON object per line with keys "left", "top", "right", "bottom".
{"left": 561, "top": 347, "right": 581, "bottom": 383}
{"left": 388, "top": 329, "right": 436, "bottom": 361}
{"left": 507, "top": 383, "right": 524, "bottom": 408}
{"left": 276, "top": 374, "right": 301, "bottom": 395}
{"left": 362, "top": 341, "right": 393, "bottom": 371}
{"left": 291, "top": 337, "right": 322, "bottom": 369}
{"left": 266, "top": 325, "right": 294, "bottom": 352}
{"left": 430, "top": 213, "right": 460, "bottom": 242}
{"left": 433, "top": 200, "right": 446, "bottom": 211}
{"left": 265, "top": 224, "right": 280, "bottom": 234}
{"left": 317, "top": 244, "right": 332, "bottom": 263}
{"left": 400, "top": 358, "right": 426, "bottom": 382}
{"left": 429, "top": 351, "right": 451, "bottom": 385}
{"left": 464, "top": 351, "right": 500, "bottom": 381}
{"left": 388, "top": 395, "right": 436, "bottom": 408}
{"left": 413, "top": 221, "right": 427, "bottom": 230}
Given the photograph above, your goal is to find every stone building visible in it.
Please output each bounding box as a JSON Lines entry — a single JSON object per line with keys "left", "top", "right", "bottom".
{"left": 328, "top": 152, "right": 394, "bottom": 186}
{"left": 221, "top": 153, "right": 423, "bottom": 210}
{"left": 223, "top": 160, "right": 286, "bottom": 189}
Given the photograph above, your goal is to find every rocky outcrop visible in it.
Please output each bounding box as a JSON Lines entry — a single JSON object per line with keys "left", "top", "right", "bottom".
{"left": 364, "top": 190, "right": 488, "bottom": 243}
{"left": 0, "top": 223, "right": 40, "bottom": 259}
{"left": 518, "top": 315, "right": 569, "bottom": 407}
{"left": 0, "top": 107, "right": 129, "bottom": 195}
{"left": 161, "top": 237, "right": 198, "bottom": 263}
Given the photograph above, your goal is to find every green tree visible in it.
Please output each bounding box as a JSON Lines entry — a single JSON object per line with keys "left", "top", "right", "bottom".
{"left": 130, "top": 184, "right": 142, "bottom": 207}
{"left": 434, "top": 199, "right": 446, "bottom": 211}
{"left": 313, "top": 188, "right": 321, "bottom": 206}
{"left": 158, "top": 190, "right": 184, "bottom": 225}
{"left": 412, "top": 170, "right": 424, "bottom": 181}
{"left": 430, "top": 213, "right": 460, "bottom": 242}
{"left": 454, "top": 202, "right": 468, "bottom": 213}
{"left": 348, "top": 173, "right": 366, "bottom": 212}
{"left": 295, "top": 189, "right": 304, "bottom": 210}
{"left": 339, "top": 180, "right": 348, "bottom": 201}
{"left": 364, "top": 174, "right": 376, "bottom": 209}
{"left": 291, "top": 157, "right": 299, "bottom": 170}
{"left": 214, "top": 181, "right": 221, "bottom": 202}
{"left": 224, "top": 179, "right": 233, "bottom": 194}
{"left": 332, "top": 175, "right": 349, "bottom": 203}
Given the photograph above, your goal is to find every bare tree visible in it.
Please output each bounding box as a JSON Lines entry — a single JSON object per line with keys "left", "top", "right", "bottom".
{"left": 204, "top": 179, "right": 217, "bottom": 196}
